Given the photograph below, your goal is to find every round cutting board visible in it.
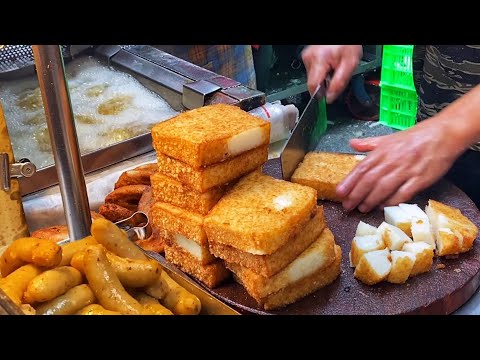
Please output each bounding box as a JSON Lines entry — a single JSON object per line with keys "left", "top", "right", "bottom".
{"left": 201, "top": 159, "right": 480, "bottom": 315}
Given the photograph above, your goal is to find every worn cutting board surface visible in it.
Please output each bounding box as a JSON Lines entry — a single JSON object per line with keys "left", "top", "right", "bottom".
{"left": 199, "top": 159, "right": 480, "bottom": 315}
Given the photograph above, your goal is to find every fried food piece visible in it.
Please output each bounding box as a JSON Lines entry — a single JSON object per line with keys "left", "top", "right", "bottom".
{"left": 426, "top": 199, "right": 479, "bottom": 254}
{"left": 151, "top": 172, "right": 225, "bottom": 216}
{"left": 204, "top": 172, "right": 317, "bottom": 255}
{"left": 164, "top": 244, "right": 230, "bottom": 289}
{"left": 377, "top": 222, "right": 412, "bottom": 251}
{"left": 91, "top": 218, "right": 146, "bottom": 259}
{"left": 35, "top": 284, "right": 96, "bottom": 315}
{"left": 384, "top": 206, "right": 413, "bottom": 237}
{"left": 104, "top": 184, "right": 149, "bottom": 212}
{"left": 0, "top": 264, "right": 43, "bottom": 305}
{"left": 354, "top": 249, "right": 392, "bottom": 285}
{"left": 137, "top": 186, "right": 153, "bottom": 214}
{"left": 160, "top": 270, "right": 201, "bottom": 315}
{"left": 227, "top": 229, "right": 336, "bottom": 301}
{"left": 151, "top": 104, "right": 270, "bottom": 168}
{"left": 355, "top": 221, "right": 378, "bottom": 237}
{"left": 387, "top": 251, "right": 416, "bottom": 284}
{"left": 350, "top": 234, "right": 385, "bottom": 268}
{"left": 70, "top": 252, "right": 85, "bottom": 272}
{"left": 114, "top": 163, "right": 158, "bottom": 189}
{"left": 83, "top": 245, "right": 144, "bottom": 314}
{"left": 97, "top": 95, "right": 132, "bottom": 115}
{"left": 291, "top": 152, "right": 365, "bottom": 202}
{"left": 261, "top": 245, "right": 342, "bottom": 311}
{"left": 59, "top": 236, "right": 97, "bottom": 266}
{"left": 24, "top": 266, "right": 83, "bottom": 303}
{"left": 76, "top": 304, "right": 121, "bottom": 315}
{"left": 98, "top": 203, "right": 135, "bottom": 223}
{"left": 0, "top": 237, "right": 62, "bottom": 277}
{"left": 135, "top": 227, "right": 166, "bottom": 253}
{"left": 31, "top": 212, "right": 104, "bottom": 242}
{"left": 133, "top": 292, "right": 173, "bottom": 315}
{"left": 71, "top": 250, "right": 161, "bottom": 288}
{"left": 156, "top": 145, "right": 268, "bottom": 192}
{"left": 31, "top": 226, "right": 70, "bottom": 243}
{"left": 210, "top": 206, "right": 325, "bottom": 277}
{"left": 91, "top": 218, "right": 168, "bottom": 300}
{"left": 402, "top": 242, "right": 434, "bottom": 276}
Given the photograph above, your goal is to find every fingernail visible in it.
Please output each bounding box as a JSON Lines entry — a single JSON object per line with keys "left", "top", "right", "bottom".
{"left": 326, "top": 92, "right": 335, "bottom": 104}
{"left": 358, "top": 205, "right": 368, "bottom": 213}
{"left": 343, "top": 201, "right": 353, "bottom": 211}
{"left": 337, "top": 184, "right": 346, "bottom": 196}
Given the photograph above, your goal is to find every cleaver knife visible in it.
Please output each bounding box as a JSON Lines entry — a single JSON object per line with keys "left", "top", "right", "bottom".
{"left": 280, "top": 82, "right": 327, "bottom": 180}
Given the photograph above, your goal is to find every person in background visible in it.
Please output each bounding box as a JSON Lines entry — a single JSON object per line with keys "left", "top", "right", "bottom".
{"left": 302, "top": 45, "right": 480, "bottom": 211}
{"left": 155, "top": 45, "right": 257, "bottom": 89}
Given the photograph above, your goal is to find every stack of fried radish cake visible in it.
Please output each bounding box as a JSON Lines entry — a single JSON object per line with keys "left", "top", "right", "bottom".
{"left": 204, "top": 172, "right": 342, "bottom": 310}
{"left": 150, "top": 104, "right": 271, "bottom": 288}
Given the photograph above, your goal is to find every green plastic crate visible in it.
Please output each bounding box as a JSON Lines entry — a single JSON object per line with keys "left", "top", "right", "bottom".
{"left": 381, "top": 45, "right": 415, "bottom": 90}
{"left": 379, "top": 84, "right": 418, "bottom": 130}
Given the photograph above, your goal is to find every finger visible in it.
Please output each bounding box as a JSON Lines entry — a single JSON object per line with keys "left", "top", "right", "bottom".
{"left": 306, "top": 63, "right": 330, "bottom": 96}
{"left": 336, "top": 154, "right": 380, "bottom": 199}
{"left": 326, "top": 58, "right": 358, "bottom": 103}
{"left": 338, "top": 159, "right": 387, "bottom": 211}
{"left": 382, "top": 177, "right": 426, "bottom": 207}
{"left": 350, "top": 137, "right": 382, "bottom": 152}
{"left": 357, "top": 172, "right": 408, "bottom": 213}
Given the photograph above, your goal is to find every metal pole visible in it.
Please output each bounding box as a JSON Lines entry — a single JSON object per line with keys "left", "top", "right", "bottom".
{"left": 32, "top": 45, "right": 91, "bottom": 240}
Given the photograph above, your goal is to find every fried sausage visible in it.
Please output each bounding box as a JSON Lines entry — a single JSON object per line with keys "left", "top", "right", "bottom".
{"left": 0, "top": 264, "right": 43, "bottom": 305}
{"left": 0, "top": 237, "right": 62, "bottom": 277}
{"left": 90, "top": 218, "right": 167, "bottom": 299}
{"left": 91, "top": 218, "right": 147, "bottom": 260}
{"left": 23, "top": 266, "right": 83, "bottom": 303}
{"left": 133, "top": 292, "right": 173, "bottom": 315}
{"left": 59, "top": 236, "right": 97, "bottom": 266}
{"left": 160, "top": 271, "right": 201, "bottom": 315}
{"left": 83, "top": 245, "right": 144, "bottom": 315}
{"left": 76, "top": 304, "right": 121, "bottom": 315}
{"left": 71, "top": 250, "right": 161, "bottom": 288}
{"left": 35, "top": 284, "right": 95, "bottom": 315}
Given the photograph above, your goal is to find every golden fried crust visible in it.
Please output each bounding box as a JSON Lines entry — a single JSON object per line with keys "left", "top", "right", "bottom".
{"left": 428, "top": 199, "right": 478, "bottom": 252}
{"left": 151, "top": 172, "right": 226, "bottom": 216}
{"left": 31, "top": 226, "right": 69, "bottom": 242}
{"left": 227, "top": 227, "right": 336, "bottom": 300}
{"left": 151, "top": 201, "right": 207, "bottom": 245}
{"left": 135, "top": 227, "right": 166, "bottom": 253}
{"left": 260, "top": 245, "right": 342, "bottom": 310}
{"left": 137, "top": 186, "right": 153, "bottom": 215}
{"left": 104, "top": 184, "right": 150, "bottom": 211}
{"left": 151, "top": 104, "right": 270, "bottom": 168}
{"left": 204, "top": 172, "right": 317, "bottom": 255}
{"left": 156, "top": 145, "right": 268, "bottom": 193}
{"left": 387, "top": 252, "right": 415, "bottom": 284}
{"left": 114, "top": 163, "right": 158, "bottom": 189}
{"left": 164, "top": 244, "right": 230, "bottom": 289}
{"left": 291, "top": 152, "right": 364, "bottom": 202}
{"left": 410, "top": 248, "right": 434, "bottom": 276}
{"left": 209, "top": 206, "right": 325, "bottom": 277}
{"left": 98, "top": 203, "right": 135, "bottom": 223}
{"left": 31, "top": 211, "right": 104, "bottom": 241}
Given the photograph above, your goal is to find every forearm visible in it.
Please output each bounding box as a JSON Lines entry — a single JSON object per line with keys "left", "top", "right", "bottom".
{"left": 421, "top": 85, "right": 480, "bottom": 154}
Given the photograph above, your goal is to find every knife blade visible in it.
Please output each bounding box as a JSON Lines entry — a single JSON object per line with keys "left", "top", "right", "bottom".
{"left": 280, "top": 82, "right": 326, "bottom": 180}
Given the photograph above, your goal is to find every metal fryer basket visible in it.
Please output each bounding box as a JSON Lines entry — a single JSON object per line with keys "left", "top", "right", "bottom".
{"left": 0, "top": 45, "right": 90, "bottom": 79}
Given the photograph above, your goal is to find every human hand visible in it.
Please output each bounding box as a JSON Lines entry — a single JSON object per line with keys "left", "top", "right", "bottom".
{"left": 302, "top": 45, "right": 363, "bottom": 103}
{"left": 336, "top": 119, "right": 465, "bottom": 213}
